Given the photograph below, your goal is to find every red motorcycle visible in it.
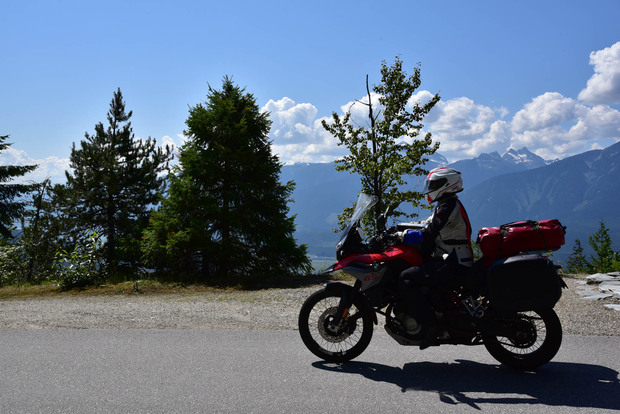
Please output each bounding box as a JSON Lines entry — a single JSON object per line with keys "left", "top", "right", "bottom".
{"left": 298, "top": 194, "right": 566, "bottom": 370}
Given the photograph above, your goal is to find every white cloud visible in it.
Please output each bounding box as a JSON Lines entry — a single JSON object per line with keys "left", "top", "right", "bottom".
{"left": 263, "top": 86, "right": 620, "bottom": 164}
{"left": 263, "top": 98, "right": 319, "bottom": 144}
{"left": 13, "top": 43, "right": 620, "bottom": 170}
{"left": 509, "top": 93, "right": 620, "bottom": 158}
{"left": 260, "top": 43, "right": 620, "bottom": 164}
{"left": 0, "top": 147, "right": 70, "bottom": 183}
{"left": 495, "top": 106, "right": 510, "bottom": 119}
{"left": 424, "top": 97, "right": 509, "bottom": 160}
{"left": 469, "top": 120, "right": 512, "bottom": 155}
{"left": 339, "top": 93, "right": 382, "bottom": 128}
{"left": 511, "top": 92, "right": 579, "bottom": 132}
{"left": 578, "top": 41, "right": 620, "bottom": 105}
{"left": 0, "top": 135, "right": 180, "bottom": 184}
{"left": 263, "top": 93, "right": 515, "bottom": 164}
{"left": 158, "top": 134, "right": 187, "bottom": 158}
{"left": 262, "top": 98, "right": 347, "bottom": 164}
{"left": 409, "top": 90, "right": 437, "bottom": 108}
{"left": 409, "top": 86, "right": 620, "bottom": 162}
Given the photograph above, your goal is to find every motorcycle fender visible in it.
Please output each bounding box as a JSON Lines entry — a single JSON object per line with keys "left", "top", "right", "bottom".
{"left": 324, "top": 282, "right": 378, "bottom": 325}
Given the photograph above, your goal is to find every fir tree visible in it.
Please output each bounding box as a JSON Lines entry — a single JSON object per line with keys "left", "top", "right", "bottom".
{"left": 142, "top": 77, "right": 311, "bottom": 279}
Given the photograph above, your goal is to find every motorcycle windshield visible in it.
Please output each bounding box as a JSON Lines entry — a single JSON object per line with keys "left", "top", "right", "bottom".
{"left": 337, "top": 193, "right": 378, "bottom": 248}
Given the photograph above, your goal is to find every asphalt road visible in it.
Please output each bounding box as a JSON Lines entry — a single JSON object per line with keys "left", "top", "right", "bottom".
{"left": 1, "top": 329, "right": 619, "bottom": 413}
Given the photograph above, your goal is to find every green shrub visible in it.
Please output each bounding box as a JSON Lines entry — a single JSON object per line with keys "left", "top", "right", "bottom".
{"left": 53, "top": 231, "right": 104, "bottom": 290}
{"left": 0, "top": 243, "right": 27, "bottom": 286}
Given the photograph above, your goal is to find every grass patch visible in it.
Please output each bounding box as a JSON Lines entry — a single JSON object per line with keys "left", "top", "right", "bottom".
{"left": 0, "top": 271, "right": 354, "bottom": 300}
{"left": 0, "top": 281, "right": 203, "bottom": 300}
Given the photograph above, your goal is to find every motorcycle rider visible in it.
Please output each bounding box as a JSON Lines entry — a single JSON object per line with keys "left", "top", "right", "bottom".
{"left": 397, "top": 167, "right": 473, "bottom": 349}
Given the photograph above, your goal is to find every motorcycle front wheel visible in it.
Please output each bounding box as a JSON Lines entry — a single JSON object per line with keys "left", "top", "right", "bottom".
{"left": 483, "top": 308, "right": 562, "bottom": 370}
{"left": 298, "top": 288, "right": 374, "bottom": 363}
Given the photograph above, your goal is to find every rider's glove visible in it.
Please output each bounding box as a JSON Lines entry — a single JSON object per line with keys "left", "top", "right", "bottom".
{"left": 367, "top": 235, "right": 382, "bottom": 252}
{"left": 382, "top": 226, "right": 400, "bottom": 245}
{"left": 369, "top": 227, "right": 398, "bottom": 252}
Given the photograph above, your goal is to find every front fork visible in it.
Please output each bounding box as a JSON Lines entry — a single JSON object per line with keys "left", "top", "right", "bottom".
{"left": 329, "top": 280, "right": 363, "bottom": 331}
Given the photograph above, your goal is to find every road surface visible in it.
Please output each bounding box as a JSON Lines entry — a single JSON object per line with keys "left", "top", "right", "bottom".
{"left": 1, "top": 330, "right": 619, "bottom": 413}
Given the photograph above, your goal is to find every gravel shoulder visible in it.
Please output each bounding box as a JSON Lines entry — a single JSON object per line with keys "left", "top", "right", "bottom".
{"left": 1, "top": 277, "right": 619, "bottom": 336}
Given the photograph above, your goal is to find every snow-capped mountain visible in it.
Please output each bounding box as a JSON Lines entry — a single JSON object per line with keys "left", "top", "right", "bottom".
{"left": 502, "top": 147, "right": 549, "bottom": 168}
{"left": 460, "top": 141, "right": 620, "bottom": 261}
{"left": 447, "top": 147, "right": 554, "bottom": 188}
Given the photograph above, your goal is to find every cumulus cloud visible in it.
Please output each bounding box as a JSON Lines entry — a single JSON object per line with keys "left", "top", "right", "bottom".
{"left": 264, "top": 97, "right": 318, "bottom": 141}
{"left": 409, "top": 90, "right": 437, "bottom": 108}
{"left": 262, "top": 98, "right": 347, "bottom": 164}
{"left": 263, "top": 92, "right": 513, "bottom": 164}
{"left": 262, "top": 89, "right": 618, "bottom": 164}
{"left": 158, "top": 134, "right": 187, "bottom": 158}
{"left": 424, "top": 97, "right": 510, "bottom": 159}
{"left": 0, "top": 134, "right": 180, "bottom": 184}
{"left": 578, "top": 41, "right": 620, "bottom": 104}
{"left": 512, "top": 92, "right": 579, "bottom": 132}
{"left": 338, "top": 92, "right": 382, "bottom": 128}
{"left": 509, "top": 92, "right": 620, "bottom": 158}
{"left": 173, "top": 43, "right": 620, "bottom": 165}
{"left": 0, "top": 147, "right": 70, "bottom": 183}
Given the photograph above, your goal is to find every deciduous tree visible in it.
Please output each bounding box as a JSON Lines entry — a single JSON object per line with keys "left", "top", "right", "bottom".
{"left": 322, "top": 57, "right": 440, "bottom": 233}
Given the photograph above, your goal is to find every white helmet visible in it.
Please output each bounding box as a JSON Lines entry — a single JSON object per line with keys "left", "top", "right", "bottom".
{"left": 423, "top": 167, "right": 463, "bottom": 203}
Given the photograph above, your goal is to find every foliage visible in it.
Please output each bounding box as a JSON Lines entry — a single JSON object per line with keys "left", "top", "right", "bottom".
{"left": 0, "top": 134, "right": 38, "bottom": 238}
{"left": 563, "top": 220, "right": 620, "bottom": 274}
{"left": 62, "top": 89, "right": 172, "bottom": 275}
{"left": 0, "top": 179, "right": 68, "bottom": 286}
{"left": 322, "top": 57, "right": 440, "bottom": 234}
{"left": 564, "top": 239, "right": 590, "bottom": 274}
{"left": 588, "top": 219, "right": 619, "bottom": 273}
{"left": 14, "top": 178, "right": 69, "bottom": 283}
{"left": 0, "top": 240, "right": 27, "bottom": 286}
{"left": 142, "top": 77, "right": 312, "bottom": 279}
{"left": 53, "top": 231, "right": 104, "bottom": 290}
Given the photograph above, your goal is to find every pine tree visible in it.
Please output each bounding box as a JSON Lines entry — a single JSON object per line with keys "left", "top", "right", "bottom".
{"left": 322, "top": 57, "right": 440, "bottom": 233}
{"left": 0, "top": 134, "right": 38, "bottom": 238}
{"left": 588, "top": 219, "right": 616, "bottom": 273}
{"left": 564, "top": 239, "right": 590, "bottom": 274}
{"left": 142, "top": 77, "right": 311, "bottom": 279}
{"left": 63, "top": 89, "right": 172, "bottom": 274}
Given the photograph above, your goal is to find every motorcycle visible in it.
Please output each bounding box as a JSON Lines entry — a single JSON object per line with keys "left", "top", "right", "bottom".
{"left": 298, "top": 193, "right": 567, "bottom": 370}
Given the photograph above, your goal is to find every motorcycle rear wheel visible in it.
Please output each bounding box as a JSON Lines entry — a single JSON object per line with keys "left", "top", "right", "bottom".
{"left": 483, "top": 308, "right": 562, "bottom": 370}
{"left": 298, "top": 288, "right": 374, "bottom": 363}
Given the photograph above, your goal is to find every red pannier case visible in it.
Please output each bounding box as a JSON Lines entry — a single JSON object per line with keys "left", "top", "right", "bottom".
{"left": 477, "top": 219, "right": 566, "bottom": 258}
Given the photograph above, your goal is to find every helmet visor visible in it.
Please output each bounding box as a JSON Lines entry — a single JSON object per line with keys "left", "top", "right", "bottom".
{"left": 423, "top": 177, "right": 447, "bottom": 194}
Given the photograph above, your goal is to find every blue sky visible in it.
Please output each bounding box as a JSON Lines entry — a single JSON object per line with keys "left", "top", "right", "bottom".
{"left": 2, "top": 0, "right": 620, "bottom": 181}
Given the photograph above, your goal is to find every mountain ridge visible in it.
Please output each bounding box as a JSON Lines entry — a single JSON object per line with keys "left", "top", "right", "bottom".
{"left": 282, "top": 144, "right": 619, "bottom": 262}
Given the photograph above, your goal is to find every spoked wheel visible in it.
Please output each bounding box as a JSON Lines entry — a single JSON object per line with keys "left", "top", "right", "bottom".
{"left": 483, "top": 308, "right": 562, "bottom": 370}
{"left": 298, "top": 288, "right": 374, "bottom": 363}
